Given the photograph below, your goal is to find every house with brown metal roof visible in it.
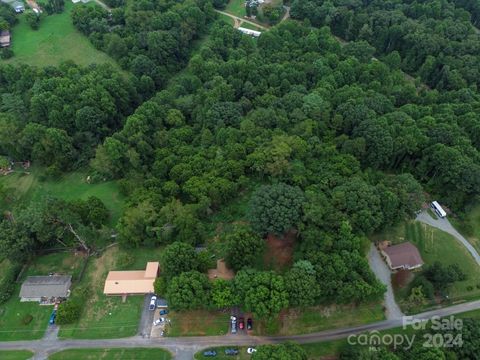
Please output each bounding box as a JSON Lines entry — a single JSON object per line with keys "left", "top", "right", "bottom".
{"left": 381, "top": 242, "right": 424, "bottom": 271}
{"left": 103, "top": 262, "right": 159, "bottom": 297}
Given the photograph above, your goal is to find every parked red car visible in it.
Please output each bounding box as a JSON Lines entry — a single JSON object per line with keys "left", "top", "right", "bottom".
{"left": 239, "top": 317, "right": 245, "bottom": 330}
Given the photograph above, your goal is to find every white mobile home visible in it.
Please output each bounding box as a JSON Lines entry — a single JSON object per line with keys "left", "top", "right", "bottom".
{"left": 431, "top": 201, "right": 447, "bottom": 218}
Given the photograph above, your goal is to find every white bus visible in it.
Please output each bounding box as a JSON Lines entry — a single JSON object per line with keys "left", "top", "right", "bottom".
{"left": 431, "top": 201, "right": 447, "bottom": 218}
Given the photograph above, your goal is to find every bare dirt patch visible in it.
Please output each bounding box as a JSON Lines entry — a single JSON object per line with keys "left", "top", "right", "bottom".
{"left": 392, "top": 270, "right": 414, "bottom": 290}
{"left": 264, "top": 230, "right": 296, "bottom": 270}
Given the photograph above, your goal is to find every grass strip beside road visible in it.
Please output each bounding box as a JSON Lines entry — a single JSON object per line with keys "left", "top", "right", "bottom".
{"left": 0, "top": 350, "right": 34, "bottom": 360}
{"left": 48, "top": 348, "right": 172, "bottom": 360}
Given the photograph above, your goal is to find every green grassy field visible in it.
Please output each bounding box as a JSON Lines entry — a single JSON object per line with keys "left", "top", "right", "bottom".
{"left": 374, "top": 221, "right": 480, "bottom": 309}
{"left": 5, "top": 2, "right": 116, "bottom": 67}
{"left": 218, "top": 13, "right": 235, "bottom": 26}
{"left": 254, "top": 303, "right": 385, "bottom": 336}
{"left": 168, "top": 310, "right": 230, "bottom": 336}
{"left": 225, "top": 0, "right": 246, "bottom": 18}
{"left": 24, "top": 252, "right": 86, "bottom": 281}
{"left": 0, "top": 251, "right": 86, "bottom": 341}
{"left": 58, "top": 246, "right": 165, "bottom": 339}
{"left": 49, "top": 348, "right": 172, "bottom": 360}
{"left": 0, "top": 167, "right": 125, "bottom": 226}
{"left": 0, "top": 350, "right": 34, "bottom": 360}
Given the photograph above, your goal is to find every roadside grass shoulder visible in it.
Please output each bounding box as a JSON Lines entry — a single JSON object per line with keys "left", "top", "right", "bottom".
{"left": 6, "top": 1, "right": 117, "bottom": 67}
{"left": 0, "top": 350, "right": 34, "bottom": 360}
{"left": 254, "top": 303, "right": 385, "bottom": 336}
{"left": 48, "top": 348, "right": 172, "bottom": 360}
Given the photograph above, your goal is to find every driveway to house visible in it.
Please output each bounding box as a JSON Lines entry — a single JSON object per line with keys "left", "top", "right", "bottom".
{"left": 3, "top": 300, "right": 480, "bottom": 359}
{"left": 367, "top": 244, "right": 404, "bottom": 320}
{"left": 214, "top": 10, "right": 268, "bottom": 30}
{"left": 138, "top": 294, "right": 155, "bottom": 337}
{"left": 416, "top": 211, "right": 480, "bottom": 266}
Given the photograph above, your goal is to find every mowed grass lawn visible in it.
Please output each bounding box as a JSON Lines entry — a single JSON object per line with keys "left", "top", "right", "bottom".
{"left": 0, "top": 285, "right": 51, "bottom": 341}
{"left": 0, "top": 167, "right": 125, "bottom": 226}
{"left": 6, "top": 1, "right": 116, "bottom": 67}
{"left": 225, "top": 0, "right": 246, "bottom": 18}
{"left": 375, "top": 221, "right": 480, "bottom": 306}
{"left": 49, "top": 348, "right": 172, "bottom": 360}
{"left": 0, "top": 351, "right": 34, "bottom": 360}
{"left": 168, "top": 310, "right": 230, "bottom": 336}
{"left": 59, "top": 246, "right": 165, "bottom": 339}
{"left": 0, "top": 252, "right": 84, "bottom": 341}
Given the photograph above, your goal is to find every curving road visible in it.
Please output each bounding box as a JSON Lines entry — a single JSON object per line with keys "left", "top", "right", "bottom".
{"left": 416, "top": 211, "right": 480, "bottom": 266}
{"left": 2, "top": 300, "right": 480, "bottom": 359}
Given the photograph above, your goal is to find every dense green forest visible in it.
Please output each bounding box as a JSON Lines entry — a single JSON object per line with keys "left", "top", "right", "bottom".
{"left": 291, "top": 0, "right": 480, "bottom": 91}
{"left": 1, "top": 0, "right": 480, "bottom": 321}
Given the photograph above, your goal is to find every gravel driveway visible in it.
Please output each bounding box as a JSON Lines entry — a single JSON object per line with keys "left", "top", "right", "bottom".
{"left": 367, "top": 244, "right": 404, "bottom": 320}
{"left": 416, "top": 211, "right": 480, "bottom": 266}
{"left": 138, "top": 294, "right": 155, "bottom": 337}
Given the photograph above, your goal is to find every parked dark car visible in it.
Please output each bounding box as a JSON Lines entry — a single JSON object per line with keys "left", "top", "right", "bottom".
{"left": 49, "top": 310, "right": 57, "bottom": 325}
{"left": 159, "top": 309, "right": 169, "bottom": 315}
{"left": 239, "top": 317, "right": 245, "bottom": 330}
{"left": 247, "top": 318, "right": 253, "bottom": 330}
{"left": 225, "top": 348, "right": 239, "bottom": 355}
{"left": 203, "top": 350, "right": 217, "bottom": 357}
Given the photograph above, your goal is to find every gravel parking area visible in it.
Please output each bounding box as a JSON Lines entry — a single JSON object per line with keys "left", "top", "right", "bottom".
{"left": 138, "top": 294, "right": 155, "bottom": 337}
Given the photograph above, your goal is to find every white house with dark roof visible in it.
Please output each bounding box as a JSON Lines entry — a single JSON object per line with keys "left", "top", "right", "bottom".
{"left": 19, "top": 275, "right": 72, "bottom": 303}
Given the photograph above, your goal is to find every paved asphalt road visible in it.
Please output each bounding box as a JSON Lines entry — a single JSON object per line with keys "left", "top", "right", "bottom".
{"left": 367, "top": 244, "right": 404, "bottom": 320}
{"left": 2, "top": 300, "right": 480, "bottom": 359}
{"left": 416, "top": 211, "right": 480, "bottom": 265}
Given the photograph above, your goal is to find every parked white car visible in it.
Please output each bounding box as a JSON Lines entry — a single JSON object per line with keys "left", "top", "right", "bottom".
{"left": 149, "top": 296, "right": 157, "bottom": 310}
{"left": 247, "top": 347, "right": 257, "bottom": 354}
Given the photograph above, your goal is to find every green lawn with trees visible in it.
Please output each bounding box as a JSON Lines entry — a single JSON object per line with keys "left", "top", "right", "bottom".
{"left": 0, "top": 168, "right": 125, "bottom": 227}
{"left": 374, "top": 221, "right": 480, "bottom": 312}
{"left": 0, "top": 285, "right": 51, "bottom": 341}
{"left": 5, "top": 2, "right": 116, "bottom": 67}
{"left": 452, "top": 203, "right": 480, "bottom": 254}
{"left": 225, "top": 0, "right": 246, "bottom": 18}
{"left": 2, "top": 0, "right": 480, "bottom": 344}
{"left": 57, "top": 246, "right": 163, "bottom": 339}
{"left": 48, "top": 348, "right": 172, "bottom": 360}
